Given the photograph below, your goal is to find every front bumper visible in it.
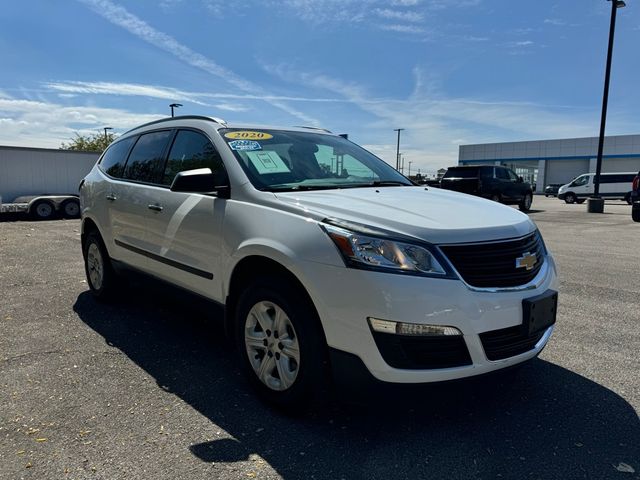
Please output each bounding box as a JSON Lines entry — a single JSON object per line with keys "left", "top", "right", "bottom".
{"left": 558, "top": 193, "right": 566, "bottom": 200}
{"left": 298, "top": 254, "right": 558, "bottom": 384}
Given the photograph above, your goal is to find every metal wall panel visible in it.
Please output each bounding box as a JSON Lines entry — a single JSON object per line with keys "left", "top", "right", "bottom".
{"left": 0, "top": 147, "right": 99, "bottom": 202}
{"left": 601, "top": 157, "right": 640, "bottom": 173}
{"left": 545, "top": 159, "right": 590, "bottom": 185}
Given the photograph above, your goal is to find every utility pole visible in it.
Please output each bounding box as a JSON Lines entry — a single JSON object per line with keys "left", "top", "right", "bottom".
{"left": 393, "top": 128, "right": 404, "bottom": 171}
{"left": 589, "top": 0, "right": 626, "bottom": 213}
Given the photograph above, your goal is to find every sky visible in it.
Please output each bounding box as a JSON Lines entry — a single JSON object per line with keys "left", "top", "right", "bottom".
{"left": 0, "top": 1, "right": 639, "bottom": 175}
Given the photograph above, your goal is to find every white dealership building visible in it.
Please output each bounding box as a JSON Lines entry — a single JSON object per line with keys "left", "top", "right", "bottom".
{"left": 458, "top": 134, "right": 640, "bottom": 194}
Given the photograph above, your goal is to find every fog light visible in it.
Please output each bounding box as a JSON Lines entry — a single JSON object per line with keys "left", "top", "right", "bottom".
{"left": 368, "top": 317, "right": 462, "bottom": 336}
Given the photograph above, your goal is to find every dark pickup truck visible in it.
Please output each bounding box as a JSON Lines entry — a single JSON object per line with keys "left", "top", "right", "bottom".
{"left": 440, "top": 165, "right": 534, "bottom": 212}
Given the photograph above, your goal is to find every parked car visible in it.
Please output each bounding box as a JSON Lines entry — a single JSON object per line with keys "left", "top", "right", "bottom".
{"left": 80, "top": 116, "right": 558, "bottom": 408}
{"left": 544, "top": 184, "right": 563, "bottom": 197}
{"left": 440, "top": 165, "right": 534, "bottom": 211}
{"left": 558, "top": 172, "right": 637, "bottom": 204}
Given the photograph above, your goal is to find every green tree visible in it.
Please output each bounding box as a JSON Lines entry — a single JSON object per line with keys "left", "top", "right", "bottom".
{"left": 60, "top": 131, "right": 117, "bottom": 152}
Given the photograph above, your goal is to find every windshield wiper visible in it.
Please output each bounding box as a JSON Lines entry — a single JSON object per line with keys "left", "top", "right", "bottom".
{"left": 345, "top": 180, "right": 411, "bottom": 188}
{"left": 264, "top": 185, "right": 338, "bottom": 192}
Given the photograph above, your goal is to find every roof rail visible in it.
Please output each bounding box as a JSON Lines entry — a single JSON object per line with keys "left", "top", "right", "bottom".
{"left": 121, "top": 115, "right": 227, "bottom": 135}
{"left": 293, "top": 125, "right": 333, "bottom": 134}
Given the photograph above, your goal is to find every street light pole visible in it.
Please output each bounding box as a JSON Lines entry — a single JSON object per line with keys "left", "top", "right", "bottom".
{"left": 169, "top": 103, "right": 183, "bottom": 117}
{"left": 103, "top": 127, "right": 113, "bottom": 142}
{"left": 589, "top": 0, "right": 626, "bottom": 213}
{"left": 408, "top": 161, "right": 413, "bottom": 177}
{"left": 393, "top": 128, "right": 404, "bottom": 171}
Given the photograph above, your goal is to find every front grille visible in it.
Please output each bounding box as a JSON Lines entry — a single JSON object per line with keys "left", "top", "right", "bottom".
{"left": 372, "top": 332, "right": 472, "bottom": 370}
{"left": 440, "top": 232, "right": 545, "bottom": 288}
{"left": 479, "top": 325, "right": 546, "bottom": 361}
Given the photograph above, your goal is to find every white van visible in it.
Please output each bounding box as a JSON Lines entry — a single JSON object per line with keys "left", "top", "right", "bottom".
{"left": 557, "top": 172, "right": 637, "bottom": 204}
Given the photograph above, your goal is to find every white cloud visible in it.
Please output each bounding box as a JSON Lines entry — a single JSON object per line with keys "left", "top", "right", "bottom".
{"left": 379, "top": 24, "right": 425, "bottom": 34}
{"left": 0, "top": 96, "right": 160, "bottom": 148}
{"left": 44, "top": 80, "right": 346, "bottom": 104}
{"left": 374, "top": 8, "right": 423, "bottom": 22}
{"left": 78, "top": 0, "right": 320, "bottom": 125}
{"left": 260, "top": 63, "right": 604, "bottom": 173}
{"left": 544, "top": 18, "right": 566, "bottom": 26}
{"left": 214, "top": 103, "right": 250, "bottom": 112}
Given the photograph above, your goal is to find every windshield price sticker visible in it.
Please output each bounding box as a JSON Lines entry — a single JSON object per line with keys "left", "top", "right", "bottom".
{"left": 246, "top": 151, "right": 291, "bottom": 174}
{"left": 228, "top": 140, "right": 262, "bottom": 151}
{"left": 225, "top": 131, "right": 273, "bottom": 140}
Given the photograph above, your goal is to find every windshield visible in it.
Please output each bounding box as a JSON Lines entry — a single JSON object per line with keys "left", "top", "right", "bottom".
{"left": 219, "top": 128, "right": 412, "bottom": 192}
{"left": 570, "top": 175, "right": 589, "bottom": 187}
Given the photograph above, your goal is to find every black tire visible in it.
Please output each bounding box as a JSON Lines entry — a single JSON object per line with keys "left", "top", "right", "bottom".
{"left": 31, "top": 200, "right": 55, "bottom": 220}
{"left": 564, "top": 192, "right": 576, "bottom": 204}
{"left": 519, "top": 192, "right": 533, "bottom": 212}
{"left": 624, "top": 193, "right": 633, "bottom": 205}
{"left": 234, "top": 276, "right": 328, "bottom": 410}
{"left": 490, "top": 193, "right": 501, "bottom": 202}
{"left": 632, "top": 202, "right": 640, "bottom": 222}
{"left": 61, "top": 198, "right": 80, "bottom": 219}
{"left": 576, "top": 199, "right": 586, "bottom": 204}
{"left": 82, "top": 230, "right": 117, "bottom": 300}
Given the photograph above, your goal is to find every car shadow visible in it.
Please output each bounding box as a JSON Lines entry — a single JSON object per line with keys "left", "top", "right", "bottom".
{"left": 73, "top": 283, "right": 639, "bottom": 479}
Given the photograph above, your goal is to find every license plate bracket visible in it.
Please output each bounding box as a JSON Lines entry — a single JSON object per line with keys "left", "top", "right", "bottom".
{"left": 522, "top": 290, "right": 558, "bottom": 335}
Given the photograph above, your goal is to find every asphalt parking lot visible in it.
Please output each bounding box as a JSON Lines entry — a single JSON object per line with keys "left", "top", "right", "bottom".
{"left": 1, "top": 195, "right": 638, "bottom": 480}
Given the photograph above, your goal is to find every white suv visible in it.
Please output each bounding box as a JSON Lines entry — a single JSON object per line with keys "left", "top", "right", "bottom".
{"left": 80, "top": 116, "right": 558, "bottom": 407}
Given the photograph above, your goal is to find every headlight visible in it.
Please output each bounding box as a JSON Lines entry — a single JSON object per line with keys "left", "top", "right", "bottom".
{"left": 322, "top": 224, "right": 448, "bottom": 276}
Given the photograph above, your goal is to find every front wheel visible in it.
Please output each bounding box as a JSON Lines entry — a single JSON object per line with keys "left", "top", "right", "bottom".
{"left": 235, "top": 277, "right": 327, "bottom": 410}
{"left": 519, "top": 193, "right": 533, "bottom": 212}
{"left": 564, "top": 193, "right": 577, "bottom": 204}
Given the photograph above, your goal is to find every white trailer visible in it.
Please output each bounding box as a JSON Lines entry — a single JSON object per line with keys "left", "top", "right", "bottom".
{"left": 0, "top": 146, "right": 99, "bottom": 219}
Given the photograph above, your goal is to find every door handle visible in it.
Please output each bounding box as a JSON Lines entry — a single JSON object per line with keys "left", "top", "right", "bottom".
{"left": 147, "top": 204, "right": 163, "bottom": 212}
{"left": 106, "top": 194, "right": 117, "bottom": 201}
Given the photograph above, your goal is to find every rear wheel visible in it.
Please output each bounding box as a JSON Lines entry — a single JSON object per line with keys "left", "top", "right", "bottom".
{"left": 31, "top": 200, "right": 55, "bottom": 220}
{"left": 235, "top": 276, "right": 328, "bottom": 410}
{"left": 83, "top": 230, "right": 117, "bottom": 300}
{"left": 61, "top": 198, "right": 80, "bottom": 218}
{"left": 519, "top": 193, "right": 533, "bottom": 212}
{"left": 564, "top": 193, "right": 577, "bottom": 204}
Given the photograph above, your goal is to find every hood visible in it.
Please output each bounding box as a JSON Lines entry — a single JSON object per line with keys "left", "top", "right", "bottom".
{"left": 273, "top": 186, "right": 535, "bottom": 244}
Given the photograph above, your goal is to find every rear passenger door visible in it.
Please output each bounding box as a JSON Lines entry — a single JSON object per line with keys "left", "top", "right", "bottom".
{"left": 109, "top": 130, "right": 174, "bottom": 271}
{"left": 142, "top": 129, "right": 229, "bottom": 300}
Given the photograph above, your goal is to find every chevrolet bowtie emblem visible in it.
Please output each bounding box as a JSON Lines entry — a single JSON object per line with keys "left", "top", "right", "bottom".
{"left": 515, "top": 252, "right": 537, "bottom": 271}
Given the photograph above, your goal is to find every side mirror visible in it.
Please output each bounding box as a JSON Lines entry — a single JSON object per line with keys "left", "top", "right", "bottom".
{"left": 170, "top": 168, "right": 230, "bottom": 198}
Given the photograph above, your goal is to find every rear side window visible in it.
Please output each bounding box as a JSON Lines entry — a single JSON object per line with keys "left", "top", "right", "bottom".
{"left": 443, "top": 168, "right": 479, "bottom": 179}
{"left": 479, "top": 167, "right": 494, "bottom": 179}
{"left": 162, "top": 130, "right": 227, "bottom": 186}
{"left": 600, "top": 174, "right": 635, "bottom": 183}
{"left": 123, "top": 130, "right": 173, "bottom": 184}
{"left": 99, "top": 137, "right": 136, "bottom": 178}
